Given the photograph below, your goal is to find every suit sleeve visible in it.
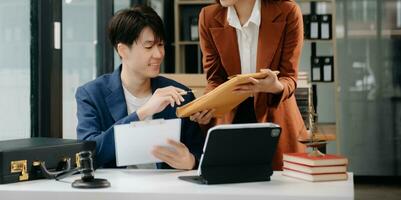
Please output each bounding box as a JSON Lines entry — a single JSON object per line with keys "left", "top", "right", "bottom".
{"left": 199, "top": 8, "right": 228, "bottom": 93}
{"left": 75, "top": 86, "right": 140, "bottom": 167}
{"left": 271, "top": 4, "right": 304, "bottom": 107}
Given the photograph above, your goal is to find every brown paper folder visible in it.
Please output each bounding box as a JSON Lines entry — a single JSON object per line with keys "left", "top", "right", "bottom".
{"left": 176, "top": 72, "right": 269, "bottom": 118}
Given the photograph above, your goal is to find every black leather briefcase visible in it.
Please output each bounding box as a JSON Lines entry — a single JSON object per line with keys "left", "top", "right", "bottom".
{"left": 0, "top": 137, "right": 96, "bottom": 184}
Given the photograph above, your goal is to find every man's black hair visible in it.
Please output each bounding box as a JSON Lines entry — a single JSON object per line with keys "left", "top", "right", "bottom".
{"left": 108, "top": 5, "right": 165, "bottom": 50}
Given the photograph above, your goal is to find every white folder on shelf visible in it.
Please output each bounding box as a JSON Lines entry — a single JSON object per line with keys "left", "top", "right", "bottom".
{"left": 114, "top": 118, "right": 181, "bottom": 167}
{"left": 312, "top": 67, "right": 321, "bottom": 81}
{"left": 397, "top": 1, "right": 401, "bottom": 28}
{"left": 310, "top": 21, "right": 319, "bottom": 39}
{"left": 323, "top": 64, "right": 332, "bottom": 81}
{"left": 321, "top": 22, "right": 330, "bottom": 39}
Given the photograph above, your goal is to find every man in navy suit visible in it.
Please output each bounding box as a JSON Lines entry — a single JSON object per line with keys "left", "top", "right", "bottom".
{"left": 75, "top": 5, "right": 214, "bottom": 169}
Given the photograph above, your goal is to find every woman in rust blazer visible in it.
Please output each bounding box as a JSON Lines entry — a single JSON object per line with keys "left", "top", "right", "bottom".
{"left": 197, "top": 0, "right": 307, "bottom": 170}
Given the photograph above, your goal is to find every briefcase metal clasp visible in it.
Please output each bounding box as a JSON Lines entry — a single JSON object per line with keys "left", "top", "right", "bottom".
{"left": 76, "top": 153, "right": 81, "bottom": 168}
{"left": 10, "top": 160, "right": 29, "bottom": 181}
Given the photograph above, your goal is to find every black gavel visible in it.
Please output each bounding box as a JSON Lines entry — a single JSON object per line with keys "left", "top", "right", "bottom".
{"left": 40, "top": 151, "right": 110, "bottom": 188}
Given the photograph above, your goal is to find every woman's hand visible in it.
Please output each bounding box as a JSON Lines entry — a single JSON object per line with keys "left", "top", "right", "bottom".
{"left": 152, "top": 139, "right": 195, "bottom": 170}
{"left": 137, "top": 86, "right": 185, "bottom": 120}
{"left": 234, "top": 69, "right": 284, "bottom": 95}
{"left": 189, "top": 109, "right": 215, "bottom": 125}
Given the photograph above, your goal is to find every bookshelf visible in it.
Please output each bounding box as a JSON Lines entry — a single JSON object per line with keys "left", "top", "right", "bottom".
{"left": 295, "top": 0, "right": 338, "bottom": 152}
{"left": 173, "top": 0, "right": 214, "bottom": 73}
{"left": 295, "top": 73, "right": 313, "bottom": 133}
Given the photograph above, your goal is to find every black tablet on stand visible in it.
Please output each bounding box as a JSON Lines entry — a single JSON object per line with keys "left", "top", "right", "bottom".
{"left": 179, "top": 123, "right": 281, "bottom": 184}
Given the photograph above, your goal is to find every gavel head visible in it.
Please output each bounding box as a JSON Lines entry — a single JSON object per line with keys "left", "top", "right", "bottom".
{"left": 72, "top": 151, "right": 110, "bottom": 188}
{"left": 77, "top": 151, "right": 94, "bottom": 181}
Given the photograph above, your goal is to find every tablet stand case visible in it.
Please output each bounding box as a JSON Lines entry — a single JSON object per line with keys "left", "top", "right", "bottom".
{"left": 179, "top": 123, "right": 281, "bottom": 184}
{"left": 0, "top": 138, "right": 95, "bottom": 184}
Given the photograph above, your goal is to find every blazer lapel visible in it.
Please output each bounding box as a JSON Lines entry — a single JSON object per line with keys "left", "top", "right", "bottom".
{"left": 209, "top": 8, "right": 241, "bottom": 77}
{"left": 105, "top": 66, "right": 128, "bottom": 122}
{"left": 256, "top": 1, "right": 286, "bottom": 72}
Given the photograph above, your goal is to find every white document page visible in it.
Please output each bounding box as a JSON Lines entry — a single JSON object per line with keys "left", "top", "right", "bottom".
{"left": 114, "top": 118, "right": 181, "bottom": 167}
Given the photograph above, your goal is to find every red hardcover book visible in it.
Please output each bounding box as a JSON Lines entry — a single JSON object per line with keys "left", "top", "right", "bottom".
{"left": 283, "top": 161, "right": 347, "bottom": 174}
{"left": 283, "top": 153, "right": 348, "bottom": 166}
{"left": 282, "top": 169, "right": 348, "bottom": 182}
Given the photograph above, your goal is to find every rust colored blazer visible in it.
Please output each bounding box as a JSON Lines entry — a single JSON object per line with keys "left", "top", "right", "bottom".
{"left": 199, "top": 0, "right": 307, "bottom": 170}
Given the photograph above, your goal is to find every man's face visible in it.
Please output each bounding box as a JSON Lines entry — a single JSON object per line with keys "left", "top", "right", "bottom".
{"left": 119, "top": 26, "right": 165, "bottom": 79}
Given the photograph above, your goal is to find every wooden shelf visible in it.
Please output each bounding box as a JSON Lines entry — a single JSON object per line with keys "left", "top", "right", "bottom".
{"left": 160, "top": 73, "right": 206, "bottom": 98}
{"left": 313, "top": 81, "right": 336, "bottom": 84}
{"left": 173, "top": 41, "right": 200, "bottom": 45}
{"left": 346, "top": 29, "right": 401, "bottom": 37}
{"left": 379, "top": 29, "right": 401, "bottom": 36}
{"left": 296, "top": 0, "right": 333, "bottom": 3}
{"left": 304, "top": 39, "right": 334, "bottom": 43}
{"left": 177, "top": 0, "right": 215, "bottom": 5}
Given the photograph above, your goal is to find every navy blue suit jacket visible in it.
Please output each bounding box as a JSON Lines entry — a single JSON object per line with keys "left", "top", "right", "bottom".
{"left": 75, "top": 67, "right": 205, "bottom": 168}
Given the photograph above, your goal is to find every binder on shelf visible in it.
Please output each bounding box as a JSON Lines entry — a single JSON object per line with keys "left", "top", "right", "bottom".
{"left": 397, "top": 1, "right": 401, "bottom": 28}
{"left": 311, "top": 57, "right": 322, "bottom": 82}
{"left": 303, "top": 15, "right": 311, "bottom": 39}
{"left": 309, "top": 14, "right": 320, "bottom": 39}
{"left": 311, "top": 56, "right": 334, "bottom": 82}
{"left": 184, "top": 45, "right": 201, "bottom": 73}
{"left": 190, "top": 17, "right": 199, "bottom": 41}
{"left": 180, "top": 5, "right": 203, "bottom": 41}
{"left": 322, "top": 56, "right": 334, "bottom": 82}
{"left": 320, "top": 14, "right": 332, "bottom": 40}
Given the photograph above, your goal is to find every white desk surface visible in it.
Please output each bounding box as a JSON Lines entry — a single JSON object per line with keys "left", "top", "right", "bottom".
{"left": 0, "top": 169, "right": 354, "bottom": 200}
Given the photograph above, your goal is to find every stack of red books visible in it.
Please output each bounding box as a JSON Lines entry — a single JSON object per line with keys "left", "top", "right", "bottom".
{"left": 282, "top": 153, "right": 348, "bottom": 182}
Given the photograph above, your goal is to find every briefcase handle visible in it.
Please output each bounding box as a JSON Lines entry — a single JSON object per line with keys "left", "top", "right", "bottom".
{"left": 39, "top": 151, "right": 110, "bottom": 188}
{"left": 39, "top": 158, "right": 73, "bottom": 179}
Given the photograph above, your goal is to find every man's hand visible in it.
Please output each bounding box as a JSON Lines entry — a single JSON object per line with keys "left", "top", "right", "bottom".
{"left": 152, "top": 139, "right": 195, "bottom": 170}
{"left": 137, "top": 86, "right": 185, "bottom": 120}
{"left": 189, "top": 109, "right": 215, "bottom": 125}
{"left": 233, "top": 69, "right": 284, "bottom": 95}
